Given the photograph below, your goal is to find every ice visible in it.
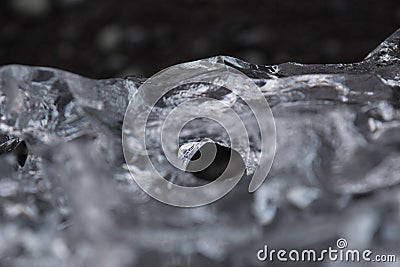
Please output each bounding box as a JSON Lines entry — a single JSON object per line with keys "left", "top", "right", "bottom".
{"left": 1, "top": 29, "right": 400, "bottom": 266}
{"left": 0, "top": 135, "right": 20, "bottom": 154}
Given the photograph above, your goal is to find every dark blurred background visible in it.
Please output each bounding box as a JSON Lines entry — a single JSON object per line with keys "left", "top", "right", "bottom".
{"left": 0, "top": 0, "right": 399, "bottom": 78}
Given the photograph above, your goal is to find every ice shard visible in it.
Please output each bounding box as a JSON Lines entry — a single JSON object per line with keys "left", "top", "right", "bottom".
{"left": 0, "top": 29, "right": 400, "bottom": 266}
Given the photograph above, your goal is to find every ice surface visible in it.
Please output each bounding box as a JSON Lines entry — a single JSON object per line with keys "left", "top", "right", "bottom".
{"left": 1, "top": 29, "right": 400, "bottom": 266}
